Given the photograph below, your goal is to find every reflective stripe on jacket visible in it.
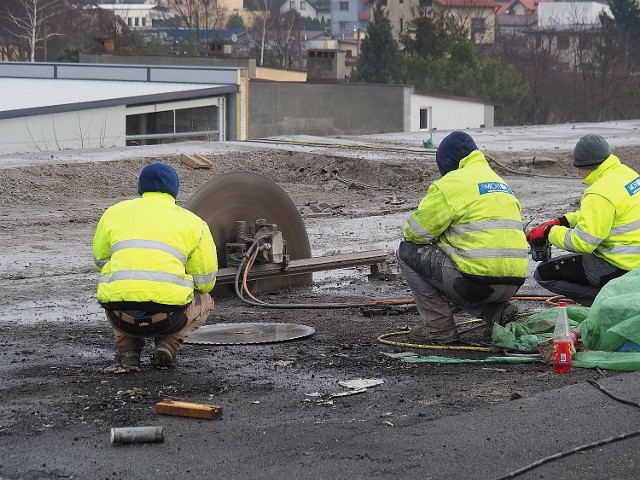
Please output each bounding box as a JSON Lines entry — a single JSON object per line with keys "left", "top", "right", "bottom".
{"left": 403, "top": 150, "right": 528, "bottom": 279}
{"left": 93, "top": 192, "right": 218, "bottom": 306}
{"left": 548, "top": 155, "right": 640, "bottom": 271}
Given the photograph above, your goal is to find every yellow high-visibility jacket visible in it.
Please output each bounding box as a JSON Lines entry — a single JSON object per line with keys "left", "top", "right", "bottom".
{"left": 93, "top": 192, "right": 218, "bottom": 306}
{"left": 548, "top": 155, "right": 640, "bottom": 271}
{"left": 403, "top": 150, "right": 528, "bottom": 280}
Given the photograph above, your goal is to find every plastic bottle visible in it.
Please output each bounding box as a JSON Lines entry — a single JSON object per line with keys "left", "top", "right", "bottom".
{"left": 553, "top": 302, "right": 572, "bottom": 373}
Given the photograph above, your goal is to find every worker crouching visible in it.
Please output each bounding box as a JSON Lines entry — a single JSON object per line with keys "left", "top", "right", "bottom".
{"left": 93, "top": 163, "right": 218, "bottom": 370}
{"left": 397, "top": 131, "right": 529, "bottom": 343}
{"left": 527, "top": 134, "right": 640, "bottom": 306}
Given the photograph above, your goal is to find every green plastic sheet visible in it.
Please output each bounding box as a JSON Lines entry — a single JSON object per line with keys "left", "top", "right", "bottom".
{"left": 490, "top": 269, "right": 640, "bottom": 371}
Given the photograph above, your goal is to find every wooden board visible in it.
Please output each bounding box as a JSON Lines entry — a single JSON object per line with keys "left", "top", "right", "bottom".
{"left": 156, "top": 400, "right": 223, "bottom": 420}
{"left": 180, "top": 153, "right": 213, "bottom": 169}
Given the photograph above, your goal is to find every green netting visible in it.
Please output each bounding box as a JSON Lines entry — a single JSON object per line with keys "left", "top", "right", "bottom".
{"left": 489, "top": 269, "right": 640, "bottom": 371}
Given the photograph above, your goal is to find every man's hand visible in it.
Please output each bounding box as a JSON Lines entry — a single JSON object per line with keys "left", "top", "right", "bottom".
{"left": 526, "top": 218, "right": 560, "bottom": 243}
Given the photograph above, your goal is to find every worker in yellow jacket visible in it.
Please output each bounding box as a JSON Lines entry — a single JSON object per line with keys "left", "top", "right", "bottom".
{"left": 397, "top": 131, "right": 529, "bottom": 343}
{"left": 527, "top": 134, "right": 640, "bottom": 306}
{"left": 93, "top": 163, "right": 218, "bottom": 369}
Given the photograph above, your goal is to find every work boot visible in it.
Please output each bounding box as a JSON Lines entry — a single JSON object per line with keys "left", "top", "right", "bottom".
{"left": 482, "top": 301, "right": 518, "bottom": 341}
{"left": 153, "top": 342, "right": 177, "bottom": 368}
{"left": 482, "top": 301, "right": 518, "bottom": 327}
{"left": 114, "top": 350, "right": 141, "bottom": 368}
{"left": 408, "top": 326, "right": 461, "bottom": 345}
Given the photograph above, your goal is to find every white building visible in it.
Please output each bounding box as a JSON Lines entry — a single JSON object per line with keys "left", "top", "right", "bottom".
{"left": 98, "top": 2, "right": 165, "bottom": 29}
{"left": 538, "top": 1, "right": 611, "bottom": 29}
{"left": 0, "top": 63, "right": 248, "bottom": 154}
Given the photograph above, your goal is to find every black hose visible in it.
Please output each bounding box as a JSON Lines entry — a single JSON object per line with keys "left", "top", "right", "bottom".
{"left": 493, "top": 379, "right": 640, "bottom": 480}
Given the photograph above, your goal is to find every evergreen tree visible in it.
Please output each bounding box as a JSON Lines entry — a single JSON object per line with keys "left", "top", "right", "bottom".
{"left": 350, "top": 2, "right": 401, "bottom": 84}
{"left": 402, "top": 14, "right": 527, "bottom": 109}
{"left": 400, "top": 7, "right": 464, "bottom": 60}
{"left": 226, "top": 13, "right": 245, "bottom": 30}
{"left": 606, "top": 0, "right": 640, "bottom": 45}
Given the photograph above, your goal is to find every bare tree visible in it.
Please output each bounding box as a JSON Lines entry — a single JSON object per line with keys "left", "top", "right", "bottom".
{"left": 164, "top": 0, "right": 226, "bottom": 34}
{"left": 247, "top": 0, "right": 278, "bottom": 66}
{"left": 271, "top": 10, "right": 301, "bottom": 69}
{"left": 4, "top": 0, "right": 65, "bottom": 62}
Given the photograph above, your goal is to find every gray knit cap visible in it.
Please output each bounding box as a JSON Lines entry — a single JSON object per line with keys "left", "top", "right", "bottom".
{"left": 573, "top": 134, "right": 611, "bottom": 168}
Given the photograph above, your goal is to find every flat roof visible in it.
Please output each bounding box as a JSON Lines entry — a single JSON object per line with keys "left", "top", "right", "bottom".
{"left": 0, "top": 77, "right": 237, "bottom": 120}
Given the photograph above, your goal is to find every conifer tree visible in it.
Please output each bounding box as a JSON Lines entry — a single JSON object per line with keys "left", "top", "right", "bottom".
{"left": 350, "top": 2, "right": 401, "bottom": 84}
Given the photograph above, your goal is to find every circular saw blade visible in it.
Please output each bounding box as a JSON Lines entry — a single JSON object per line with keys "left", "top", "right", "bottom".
{"left": 185, "top": 171, "right": 312, "bottom": 297}
{"left": 185, "top": 323, "right": 315, "bottom": 345}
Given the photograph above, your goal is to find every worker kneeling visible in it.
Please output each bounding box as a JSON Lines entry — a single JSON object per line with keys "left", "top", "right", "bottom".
{"left": 93, "top": 163, "right": 218, "bottom": 369}
{"left": 396, "top": 131, "right": 529, "bottom": 343}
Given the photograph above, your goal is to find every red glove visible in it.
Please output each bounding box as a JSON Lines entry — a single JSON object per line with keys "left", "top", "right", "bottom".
{"left": 526, "top": 218, "right": 560, "bottom": 243}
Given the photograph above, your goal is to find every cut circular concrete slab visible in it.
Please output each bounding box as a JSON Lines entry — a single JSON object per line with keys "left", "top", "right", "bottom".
{"left": 185, "top": 322, "right": 315, "bottom": 345}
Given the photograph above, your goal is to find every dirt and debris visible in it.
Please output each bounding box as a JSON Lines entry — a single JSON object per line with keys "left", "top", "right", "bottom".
{"left": 2, "top": 140, "right": 640, "bottom": 479}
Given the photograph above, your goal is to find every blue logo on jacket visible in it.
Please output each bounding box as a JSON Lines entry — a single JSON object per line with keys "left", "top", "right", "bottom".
{"left": 478, "top": 182, "right": 513, "bottom": 195}
{"left": 625, "top": 176, "right": 640, "bottom": 196}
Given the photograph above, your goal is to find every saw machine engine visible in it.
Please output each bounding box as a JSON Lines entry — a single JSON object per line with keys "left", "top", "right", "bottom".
{"left": 225, "top": 219, "right": 287, "bottom": 268}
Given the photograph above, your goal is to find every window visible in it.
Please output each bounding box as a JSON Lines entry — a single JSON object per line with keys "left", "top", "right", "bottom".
{"left": 471, "top": 18, "right": 485, "bottom": 41}
{"left": 300, "top": 1, "right": 306, "bottom": 9}
{"left": 399, "top": 18, "right": 404, "bottom": 33}
{"left": 579, "top": 35, "right": 592, "bottom": 50}
{"left": 340, "top": 2, "right": 349, "bottom": 11}
{"left": 557, "top": 35, "right": 570, "bottom": 50}
{"left": 339, "top": 21, "right": 348, "bottom": 31}
{"left": 418, "top": 0, "right": 432, "bottom": 6}
{"left": 290, "top": 1, "right": 295, "bottom": 8}
{"left": 126, "top": 105, "right": 219, "bottom": 146}
{"left": 419, "top": 108, "right": 431, "bottom": 130}
{"left": 141, "top": 17, "right": 146, "bottom": 27}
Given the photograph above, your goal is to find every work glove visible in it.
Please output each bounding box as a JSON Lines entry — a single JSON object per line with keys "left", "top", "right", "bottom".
{"left": 526, "top": 218, "right": 562, "bottom": 243}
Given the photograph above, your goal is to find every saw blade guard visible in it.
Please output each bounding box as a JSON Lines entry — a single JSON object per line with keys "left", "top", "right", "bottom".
{"left": 186, "top": 171, "right": 312, "bottom": 296}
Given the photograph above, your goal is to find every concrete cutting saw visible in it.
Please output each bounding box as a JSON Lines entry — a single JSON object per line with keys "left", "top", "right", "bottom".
{"left": 186, "top": 171, "right": 395, "bottom": 297}
{"left": 186, "top": 171, "right": 312, "bottom": 296}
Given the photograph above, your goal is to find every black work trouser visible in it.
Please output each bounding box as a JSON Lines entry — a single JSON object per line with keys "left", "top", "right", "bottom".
{"left": 533, "top": 253, "right": 626, "bottom": 306}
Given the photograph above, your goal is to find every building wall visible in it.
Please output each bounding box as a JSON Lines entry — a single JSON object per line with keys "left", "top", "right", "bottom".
{"left": 0, "top": 106, "right": 125, "bottom": 154}
{"left": 410, "top": 94, "right": 493, "bottom": 131}
{"left": 538, "top": 2, "right": 611, "bottom": 28}
{"left": 383, "top": 1, "right": 497, "bottom": 44}
{"left": 331, "top": 0, "right": 369, "bottom": 37}
{"left": 249, "top": 81, "right": 410, "bottom": 137}
{"left": 249, "top": 81, "right": 493, "bottom": 138}
{"left": 80, "top": 53, "right": 258, "bottom": 79}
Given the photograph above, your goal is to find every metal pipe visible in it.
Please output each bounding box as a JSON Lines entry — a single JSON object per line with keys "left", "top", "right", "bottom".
{"left": 110, "top": 426, "right": 164, "bottom": 445}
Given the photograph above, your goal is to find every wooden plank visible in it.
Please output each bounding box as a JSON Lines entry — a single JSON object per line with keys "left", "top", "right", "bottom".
{"left": 156, "top": 400, "right": 223, "bottom": 420}
{"left": 180, "top": 153, "right": 213, "bottom": 169}
{"left": 193, "top": 153, "right": 213, "bottom": 168}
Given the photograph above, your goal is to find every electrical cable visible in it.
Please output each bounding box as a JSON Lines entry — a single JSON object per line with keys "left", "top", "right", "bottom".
{"left": 586, "top": 379, "right": 640, "bottom": 408}
{"left": 485, "top": 154, "right": 571, "bottom": 179}
{"left": 244, "top": 139, "right": 571, "bottom": 180}
{"left": 377, "top": 330, "right": 494, "bottom": 352}
{"left": 493, "top": 379, "right": 640, "bottom": 480}
{"left": 245, "top": 137, "right": 436, "bottom": 155}
{"left": 234, "top": 236, "right": 415, "bottom": 310}
{"left": 234, "top": 240, "right": 577, "bottom": 312}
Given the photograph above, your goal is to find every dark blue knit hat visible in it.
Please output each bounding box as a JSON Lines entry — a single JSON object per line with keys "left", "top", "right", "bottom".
{"left": 435, "top": 131, "right": 478, "bottom": 176}
{"left": 138, "top": 163, "right": 179, "bottom": 199}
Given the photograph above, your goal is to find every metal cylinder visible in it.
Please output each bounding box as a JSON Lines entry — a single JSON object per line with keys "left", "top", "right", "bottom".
{"left": 235, "top": 220, "right": 246, "bottom": 242}
{"left": 110, "top": 426, "right": 164, "bottom": 445}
